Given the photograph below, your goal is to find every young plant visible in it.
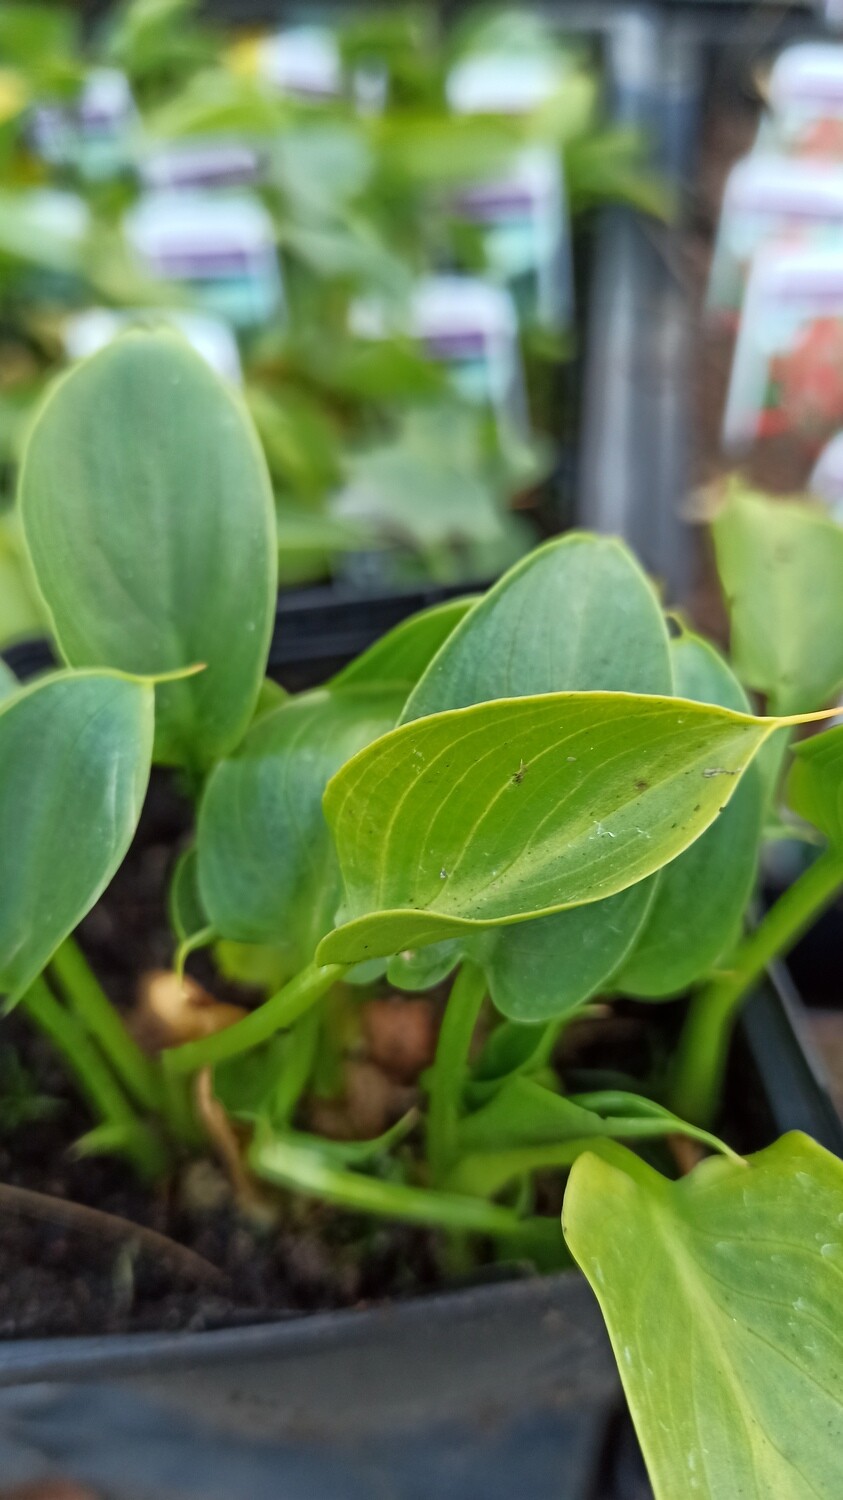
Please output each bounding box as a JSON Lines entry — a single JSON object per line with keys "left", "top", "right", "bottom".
{"left": 3, "top": 334, "right": 843, "bottom": 1498}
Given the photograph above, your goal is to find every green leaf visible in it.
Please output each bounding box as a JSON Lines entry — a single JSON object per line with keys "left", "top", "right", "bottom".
{"left": 713, "top": 485, "right": 843, "bottom": 715}
{"left": 318, "top": 691, "right": 786, "bottom": 964}
{"left": 0, "top": 670, "right": 153, "bottom": 1003}
{"left": 477, "top": 883, "right": 658, "bottom": 1022}
{"left": 0, "top": 659, "right": 16, "bottom": 703}
{"left": 470, "top": 1018, "right": 556, "bottom": 1091}
{"left": 275, "top": 507, "right": 372, "bottom": 586}
{"left": 331, "top": 598, "right": 478, "bottom": 692}
{"left": 400, "top": 534, "right": 671, "bottom": 1020}
{"left": 334, "top": 406, "right": 505, "bottom": 559}
{"left": 0, "top": 513, "right": 44, "bottom": 650}
{"left": 459, "top": 1076, "right": 610, "bottom": 1152}
{"left": 249, "top": 1122, "right": 557, "bottom": 1243}
{"left": 19, "top": 332, "right": 277, "bottom": 769}
{"left": 401, "top": 532, "right": 672, "bottom": 721}
{"left": 450, "top": 1084, "right": 732, "bottom": 1198}
{"left": 564, "top": 1133, "right": 843, "bottom": 1500}
{"left": 387, "top": 939, "right": 462, "bottom": 991}
{"left": 212, "top": 1034, "right": 291, "bottom": 1124}
{"left": 197, "top": 686, "right": 403, "bottom": 970}
{"left": 617, "top": 633, "right": 763, "bottom": 998}
{"left": 789, "top": 724, "right": 843, "bottom": 848}
{"left": 168, "top": 846, "right": 207, "bottom": 946}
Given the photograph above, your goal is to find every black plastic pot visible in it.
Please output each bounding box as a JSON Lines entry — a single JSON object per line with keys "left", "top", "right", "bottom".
{"left": 0, "top": 968, "right": 839, "bottom": 1500}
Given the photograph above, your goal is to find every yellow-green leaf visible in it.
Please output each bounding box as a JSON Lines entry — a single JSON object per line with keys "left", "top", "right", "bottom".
{"left": 713, "top": 485, "right": 843, "bottom": 715}
{"left": 318, "top": 691, "right": 788, "bottom": 964}
{"left": 789, "top": 723, "right": 843, "bottom": 848}
{"left": 564, "top": 1134, "right": 843, "bottom": 1500}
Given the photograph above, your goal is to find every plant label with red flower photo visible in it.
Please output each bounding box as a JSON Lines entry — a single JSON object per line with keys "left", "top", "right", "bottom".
{"left": 723, "top": 245, "right": 843, "bottom": 450}
{"left": 707, "top": 154, "right": 843, "bottom": 322}
{"left": 767, "top": 42, "right": 843, "bottom": 155}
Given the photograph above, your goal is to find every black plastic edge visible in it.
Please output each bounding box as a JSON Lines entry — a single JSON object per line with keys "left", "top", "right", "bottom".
{"left": 739, "top": 962, "right": 843, "bottom": 1155}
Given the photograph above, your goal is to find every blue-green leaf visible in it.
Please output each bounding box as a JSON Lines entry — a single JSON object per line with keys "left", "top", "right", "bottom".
{"left": 0, "top": 670, "right": 153, "bottom": 1004}
{"left": 20, "top": 332, "right": 277, "bottom": 769}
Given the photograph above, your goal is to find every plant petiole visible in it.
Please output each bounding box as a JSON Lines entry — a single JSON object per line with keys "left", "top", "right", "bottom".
{"left": 426, "top": 960, "right": 487, "bottom": 1185}
{"left": 21, "top": 977, "right": 168, "bottom": 1180}
{"left": 669, "top": 845, "right": 843, "bottom": 1125}
{"left": 162, "top": 960, "right": 348, "bottom": 1075}
{"left": 49, "top": 936, "right": 165, "bottom": 1116}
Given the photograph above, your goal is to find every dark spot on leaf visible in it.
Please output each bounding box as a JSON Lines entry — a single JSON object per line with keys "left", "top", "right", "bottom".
{"left": 634, "top": 779, "right": 649, "bottom": 792}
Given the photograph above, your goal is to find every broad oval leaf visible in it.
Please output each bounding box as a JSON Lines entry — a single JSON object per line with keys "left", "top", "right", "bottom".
{"left": 198, "top": 685, "right": 404, "bottom": 970}
{"left": 399, "top": 534, "right": 671, "bottom": 1021}
{"left": 480, "top": 881, "right": 657, "bottom": 1023}
{"left": 789, "top": 723, "right": 843, "bottom": 847}
{"left": 617, "top": 633, "right": 763, "bottom": 998}
{"left": 713, "top": 484, "right": 843, "bottom": 715}
{"left": 564, "top": 1134, "right": 843, "bottom": 1500}
{"left": 318, "top": 692, "right": 784, "bottom": 964}
{"left": 331, "top": 597, "right": 478, "bottom": 692}
{"left": 0, "top": 669, "right": 153, "bottom": 1003}
{"left": 19, "top": 332, "right": 277, "bottom": 769}
{"left": 401, "top": 532, "right": 672, "bottom": 722}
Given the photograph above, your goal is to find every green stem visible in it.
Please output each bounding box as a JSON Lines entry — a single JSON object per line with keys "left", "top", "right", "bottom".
{"left": 670, "top": 846, "right": 843, "bottom": 1125}
{"left": 162, "top": 960, "right": 347, "bottom": 1076}
{"left": 49, "top": 937, "right": 164, "bottom": 1115}
{"left": 251, "top": 1129, "right": 549, "bottom": 1239}
{"left": 21, "top": 978, "right": 167, "bottom": 1180}
{"left": 272, "top": 1005, "right": 321, "bottom": 1127}
{"left": 161, "top": 1066, "right": 203, "bottom": 1149}
{"left": 427, "top": 960, "right": 487, "bottom": 1185}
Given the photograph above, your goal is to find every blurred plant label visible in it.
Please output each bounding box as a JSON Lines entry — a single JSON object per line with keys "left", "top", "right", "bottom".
{"left": 31, "top": 68, "right": 137, "bottom": 181}
{"left": 62, "top": 308, "right": 243, "bottom": 385}
{"left": 723, "top": 245, "right": 843, "bottom": 450}
{"left": 447, "top": 51, "right": 568, "bottom": 117}
{"left": 124, "top": 191, "right": 284, "bottom": 329}
{"left": 768, "top": 42, "right": 843, "bottom": 153}
{"left": 810, "top": 430, "right": 843, "bottom": 517}
{"left": 451, "top": 146, "right": 572, "bottom": 330}
{"left": 234, "top": 24, "right": 385, "bottom": 113}
{"left": 708, "top": 154, "right": 843, "bottom": 322}
{"left": 251, "top": 26, "right": 342, "bottom": 101}
{"left": 351, "top": 274, "right": 527, "bottom": 435}
{"left": 139, "top": 139, "right": 264, "bottom": 192}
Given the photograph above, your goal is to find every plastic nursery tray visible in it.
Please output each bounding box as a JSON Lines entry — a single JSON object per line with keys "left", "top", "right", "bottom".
{"left": 0, "top": 578, "right": 481, "bottom": 693}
